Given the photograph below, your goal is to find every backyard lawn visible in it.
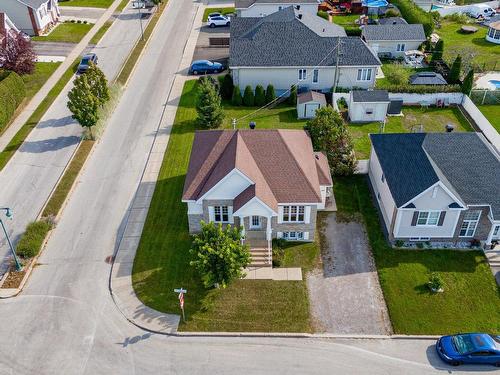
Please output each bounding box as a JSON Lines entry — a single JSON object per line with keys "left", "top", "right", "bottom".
{"left": 331, "top": 14, "right": 360, "bottom": 34}
{"left": 59, "top": 0, "right": 114, "bottom": 7}
{"left": 132, "top": 79, "right": 317, "bottom": 332}
{"left": 32, "top": 22, "right": 93, "bottom": 43}
{"left": 334, "top": 176, "right": 500, "bottom": 335}
{"left": 436, "top": 20, "right": 500, "bottom": 72}
{"left": 478, "top": 105, "right": 500, "bottom": 133}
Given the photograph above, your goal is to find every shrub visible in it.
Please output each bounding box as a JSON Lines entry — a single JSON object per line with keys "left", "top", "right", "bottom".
{"left": 0, "top": 72, "right": 26, "bottom": 132}
{"left": 16, "top": 220, "right": 53, "bottom": 258}
{"left": 288, "top": 84, "right": 297, "bottom": 105}
{"left": 254, "top": 84, "right": 265, "bottom": 106}
{"left": 83, "top": 20, "right": 88, "bottom": 24}
{"left": 461, "top": 69, "right": 473, "bottom": 95}
{"left": 383, "top": 64, "right": 410, "bottom": 85}
{"left": 0, "top": 33, "right": 36, "bottom": 75}
{"left": 448, "top": 55, "right": 462, "bottom": 84}
{"left": 77, "top": 20, "right": 82, "bottom": 24}
{"left": 432, "top": 40, "right": 444, "bottom": 62}
{"left": 221, "top": 73, "right": 233, "bottom": 100}
{"left": 243, "top": 85, "right": 254, "bottom": 106}
{"left": 265, "top": 84, "right": 276, "bottom": 104}
{"left": 428, "top": 272, "right": 444, "bottom": 292}
{"left": 317, "top": 10, "right": 329, "bottom": 20}
{"left": 384, "top": 9, "right": 400, "bottom": 17}
{"left": 196, "top": 76, "right": 224, "bottom": 128}
{"left": 231, "top": 85, "right": 242, "bottom": 106}
{"left": 345, "top": 27, "right": 362, "bottom": 36}
{"left": 416, "top": 242, "right": 424, "bottom": 249}
{"left": 444, "top": 13, "right": 468, "bottom": 24}
{"left": 390, "top": 0, "right": 434, "bottom": 36}
{"left": 394, "top": 239, "right": 404, "bottom": 248}
{"left": 379, "top": 83, "right": 461, "bottom": 93}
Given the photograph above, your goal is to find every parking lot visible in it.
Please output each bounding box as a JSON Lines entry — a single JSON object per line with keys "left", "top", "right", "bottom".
{"left": 192, "top": 24, "right": 229, "bottom": 66}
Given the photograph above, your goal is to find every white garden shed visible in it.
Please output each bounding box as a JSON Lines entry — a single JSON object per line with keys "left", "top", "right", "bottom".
{"left": 348, "top": 90, "right": 390, "bottom": 123}
{"left": 297, "top": 91, "right": 327, "bottom": 119}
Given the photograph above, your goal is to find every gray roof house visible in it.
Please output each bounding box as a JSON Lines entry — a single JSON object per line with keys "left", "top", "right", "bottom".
{"left": 348, "top": 90, "right": 389, "bottom": 122}
{"left": 0, "top": 0, "right": 59, "bottom": 36}
{"left": 409, "top": 72, "right": 447, "bottom": 85}
{"left": 378, "top": 17, "right": 407, "bottom": 25}
{"left": 368, "top": 132, "right": 500, "bottom": 247}
{"left": 230, "top": 7, "right": 381, "bottom": 94}
{"left": 235, "top": 0, "right": 319, "bottom": 17}
{"left": 361, "top": 23, "right": 426, "bottom": 58}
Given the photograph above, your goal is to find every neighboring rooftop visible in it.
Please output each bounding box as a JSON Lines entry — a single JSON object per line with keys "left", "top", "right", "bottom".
{"left": 361, "top": 24, "right": 426, "bottom": 41}
{"left": 298, "top": 90, "right": 327, "bottom": 105}
{"left": 378, "top": 17, "right": 408, "bottom": 25}
{"left": 409, "top": 72, "right": 447, "bottom": 85}
{"left": 351, "top": 90, "right": 389, "bottom": 103}
{"left": 235, "top": 0, "right": 319, "bottom": 8}
{"left": 370, "top": 133, "right": 500, "bottom": 219}
{"left": 230, "top": 7, "right": 380, "bottom": 67}
{"left": 15, "top": 0, "right": 50, "bottom": 8}
{"left": 489, "top": 20, "right": 500, "bottom": 31}
{"left": 183, "top": 130, "right": 333, "bottom": 212}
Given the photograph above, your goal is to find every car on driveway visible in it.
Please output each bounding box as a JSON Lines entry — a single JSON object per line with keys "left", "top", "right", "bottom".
{"left": 436, "top": 333, "right": 500, "bottom": 367}
{"left": 189, "top": 60, "right": 224, "bottom": 75}
{"left": 207, "top": 15, "right": 230, "bottom": 28}
{"left": 77, "top": 53, "right": 98, "bottom": 74}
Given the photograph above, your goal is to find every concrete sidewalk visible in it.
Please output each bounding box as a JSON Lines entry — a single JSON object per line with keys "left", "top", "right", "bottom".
{"left": 110, "top": 1, "right": 205, "bottom": 334}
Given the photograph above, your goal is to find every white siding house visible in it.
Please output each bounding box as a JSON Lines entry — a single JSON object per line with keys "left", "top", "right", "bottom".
{"left": 361, "top": 23, "right": 426, "bottom": 58}
{"left": 235, "top": 0, "right": 318, "bottom": 17}
{"left": 0, "top": 0, "right": 59, "bottom": 36}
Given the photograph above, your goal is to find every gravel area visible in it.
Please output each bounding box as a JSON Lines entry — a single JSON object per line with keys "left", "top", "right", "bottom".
{"left": 307, "top": 213, "right": 392, "bottom": 334}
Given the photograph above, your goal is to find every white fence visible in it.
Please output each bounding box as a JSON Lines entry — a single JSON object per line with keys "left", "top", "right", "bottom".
{"left": 434, "top": 1, "right": 499, "bottom": 16}
{"left": 388, "top": 92, "right": 464, "bottom": 105}
{"left": 461, "top": 95, "right": 500, "bottom": 153}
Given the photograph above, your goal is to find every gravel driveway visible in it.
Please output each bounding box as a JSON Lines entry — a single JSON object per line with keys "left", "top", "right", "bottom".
{"left": 307, "top": 214, "right": 392, "bottom": 334}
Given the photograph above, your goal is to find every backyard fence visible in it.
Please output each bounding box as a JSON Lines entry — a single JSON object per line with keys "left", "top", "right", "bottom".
{"left": 461, "top": 95, "right": 500, "bottom": 153}
{"left": 387, "top": 92, "right": 464, "bottom": 105}
{"left": 470, "top": 90, "right": 500, "bottom": 105}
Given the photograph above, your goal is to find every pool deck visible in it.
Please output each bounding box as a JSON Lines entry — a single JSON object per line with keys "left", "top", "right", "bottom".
{"left": 475, "top": 72, "right": 500, "bottom": 90}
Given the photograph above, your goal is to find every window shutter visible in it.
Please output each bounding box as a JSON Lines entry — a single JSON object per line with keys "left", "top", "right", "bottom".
{"left": 303, "top": 232, "right": 309, "bottom": 240}
{"left": 411, "top": 211, "right": 419, "bottom": 226}
{"left": 437, "top": 211, "right": 446, "bottom": 226}
{"left": 278, "top": 206, "right": 283, "bottom": 224}
{"left": 277, "top": 232, "right": 283, "bottom": 238}
{"left": 304, "top": 206, "right": 311, "bottom": 223}
{"left": 228, "top": 206, "right": 234, "bottom": 223}
{"left": 208, "top": 206, "right": 214, "bottom": 222}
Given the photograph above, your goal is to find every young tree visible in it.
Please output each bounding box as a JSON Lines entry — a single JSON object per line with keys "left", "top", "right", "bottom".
{"left": 85, "top": 63, "right": 110, "bottom": 105}
{"left": 0, "top": 33, "right": 36, "bottom": 74}
{"left": 254, "top": 84, "right": 265, "bottom": 106}
{"left": 288, "top": 84, "right": 297, "bottom": 105}
{"left": 265, "top": 84, "right": 276, "bottom": 104}
{"left": 221, "top": 73, "right": 234, "bottom": 100}
{"left": 448, "top": 55, "right": 462, "bottom": 84}
{"left": 231, "top": 85, "right": 242, "bottom": 106}
{"left": 243, "top": 85, "right": 254, "bottom": 106}
{"left": 431, "top": 39, "right": 444, "bottom": 62}
{"left": 196, "top": 76, "right": 225, "bottom": 128}
{"left": 461, "top": 69, "right": 474, "bottom": 95}
{"left": 67, "top": 74, "right": 100, "bottom": 138}
{"left": 306, "top": 106, "right": 356, "bottom": 176}
{"left": 190, "top": 221, "right": 251, "bottom": 288}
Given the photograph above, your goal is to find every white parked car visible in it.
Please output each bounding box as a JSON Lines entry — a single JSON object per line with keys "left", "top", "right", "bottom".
{"left": 132, "top": 1, "right": 146, "bottom": 9}
{"left": 207, "top": 15, "right": 230, "bottom": 28}
{"left": 467, "top": 5, "right": 496, "bottom": 19}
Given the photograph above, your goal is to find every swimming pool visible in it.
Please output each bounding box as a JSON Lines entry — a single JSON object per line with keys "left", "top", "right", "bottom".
{"left": 489, "top": 80, "right": 500, "bottom": 89}
{"left": 431, "top": 5, "right": 442, "bottom": 10}
{"left": 362, "top": 0, "right": 389, "bottom": 7}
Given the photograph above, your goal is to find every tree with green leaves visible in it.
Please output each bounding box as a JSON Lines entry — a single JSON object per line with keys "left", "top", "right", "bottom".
{"left": 67, "top": 73, "right": 100, "bottom": 138}
{"left": 231, "top": 85, "right": 242, "bottom": 106}
{"left": 254, "top": 85, "right": 265, "bottom": 106}
{"left": 265, "top": 84, "right": 276, "bottom": 104}
{"left": 461, "top": 69, "right": 474, "bottom": 95}
{"left": 448, "top": 55, "right": 462, "bottom": 84}
{"left": 85, "top": 62, "right": 109, "bottom": 105}
{"left": 190, "top": 221, "right": 250, "bottom": 288}
{"left": 221, "top": 73, "right": 234, "bottom": 100}
{"left": 288, "top": 84, "right": 297, "bottom": 105}
{"left": 243, "top": 85, "right": 254, "bottom": 106}
{"left": 306, "top": 106, "right": 356, "bottom": 176}
{"left": 196, "top": 76, "right": 224, "bottom": 128}
{"left": 431, "top": 39, "right": 444, "bottom": 62}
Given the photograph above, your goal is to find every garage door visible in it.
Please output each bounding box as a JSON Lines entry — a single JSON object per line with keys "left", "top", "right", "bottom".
{"left": 305, "top": 103, "right": 320, "bottom": 118}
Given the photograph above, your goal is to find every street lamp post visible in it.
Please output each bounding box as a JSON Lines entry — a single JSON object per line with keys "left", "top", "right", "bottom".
{"left": 0, "top": 208, "right": 22, "bottom": 272}
{"left": 138, "top": 5, "right": 144, "bottom": 41}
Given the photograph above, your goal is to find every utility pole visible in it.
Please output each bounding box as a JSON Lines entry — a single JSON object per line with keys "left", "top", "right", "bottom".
{"left": 0, "top": 208, "right": 22, "bottom": 271}
{"left": 138, "top": 5, "right": 144, "bottom": 41}
{"left": 332, "top": 37, "right": 342, "bottom": 95}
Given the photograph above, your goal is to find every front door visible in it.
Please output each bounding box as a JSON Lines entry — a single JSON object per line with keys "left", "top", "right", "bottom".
{"left": 250, "top": 215, "right": 261, "bottom": 229}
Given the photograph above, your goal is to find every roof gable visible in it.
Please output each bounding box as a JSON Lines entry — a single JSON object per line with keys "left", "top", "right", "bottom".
{"left": 362, "top": 24, "right": 426, "bottom": 41}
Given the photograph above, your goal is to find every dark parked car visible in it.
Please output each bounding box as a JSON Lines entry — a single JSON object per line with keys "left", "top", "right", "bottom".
{"left": 436, "top": 333, "right": 500, "bottom": 366}
{"left": 77, "top": 53, "right": 98, "bottom": 74}
{"left": 189, "top": 60, "right": 224, "bottom": 75}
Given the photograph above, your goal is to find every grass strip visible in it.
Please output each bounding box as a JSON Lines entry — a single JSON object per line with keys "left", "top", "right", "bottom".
{"left": 0, "top": 59, "right": 79, "bottom": 171}
{"left": 116, "top": 2, "right": 167, "bottom": 85}
{"left": 117, "top": 0, "right": 131, "bottom": 12}
{"left": 90, "top": 20, "right": 113, "bottom": 44}
{"left": 202, "top": 7, "right": 235, "bottom": 21}
{"left": 41, "top": 140, "right": 94, "bottom": 218}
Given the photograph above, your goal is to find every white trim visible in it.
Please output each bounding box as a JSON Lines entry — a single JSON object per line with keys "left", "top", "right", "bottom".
{"left": 304, "top": 206, "right": 311, "bottom": 224}
{"left": 195, "top": 168, "right": 254, "bottom": 204}
{"left": 416, "top": 210, "right": 441, "bottom": 227}
{"left": 233, "top": 196, "right": 277, "bottom": 216}
{"left": 398, "top": 181, "right": 466, "bottom": 210}
{"left": 458, "top": 210, "right": 482, "bottom": 238}
{"left": 229, "top": 65, "right": 381, "bottom": 69}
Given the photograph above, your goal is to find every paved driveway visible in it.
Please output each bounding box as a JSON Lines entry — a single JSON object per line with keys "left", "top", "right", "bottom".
{"left": 192, "top": 25, "right": 229, "bottom": 65}
{"left": 307, "top": 213, "right": 392, "bottom": 334}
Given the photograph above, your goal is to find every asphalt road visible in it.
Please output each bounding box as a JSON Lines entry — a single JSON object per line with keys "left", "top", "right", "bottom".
{"left": 0, "top": 1, "right": 495, "bottom": 373}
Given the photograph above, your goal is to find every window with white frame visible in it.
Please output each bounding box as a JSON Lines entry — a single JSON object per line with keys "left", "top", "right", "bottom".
{"left": 213, "top": 206, "right": 229, "bottom": 223}
{"left": 312, "top": 69, "right": 319, "bottom": 83}
{"left": 396, "top": 43, "right": 406, "bottom": 52}
{"left": 251, "top": 215, "right": 260, "bottom": 228}
{"left": 282, "top": 205, "right": 305, "bottom": 222}
{"left": 417, "top": 211, "right": 440, "bottom": 226}
{"left": 283, "top": 231, "right": 304, "bottom": 240}
{"left": 493, "top": 225, "right": 500, "bottom": 238}
{"left": 357, "top": 68, "right": 372, "bottom": 81}
{"left": 298, "top": 69, "right": 307, "bottom": 81}
{"left": 459, "top": 210, "right": 481, "bottom": 237}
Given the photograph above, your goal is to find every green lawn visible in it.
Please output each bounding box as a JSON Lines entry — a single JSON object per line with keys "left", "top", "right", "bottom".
{"left": 59, "top": 0, "right": 114, "bottom": 7}
{"left": 22, "top": 62, "right": 60, "bottom": 99}
{"left": 436, "top": 20, "right": 500, "bottom": 72}
{"left": 334, "top": 176, "right": 500, "bottom": 335}
{"left": 478, "top": 105, "right": 500, "bottom": 133}
{"left": 202, "top": 7, "right": 235, "bottom": 22}
{"left": 349, "top": 106, "right": 473, "bottom": 159}
{"left": 375, "top": 63, "right": 433, "bottom": 89}
{"left": 331, "top": 14, "right": 359, "bottom": 27}
{"left": 132, "top": 79, "right": 317, "bottom": 332}
{"left": 32, "top": 22, "right": 93, "bottom": 43}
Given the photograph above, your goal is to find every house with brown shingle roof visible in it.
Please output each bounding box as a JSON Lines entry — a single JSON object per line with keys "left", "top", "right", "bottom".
{"left": 182, "top": 129, "right": 333, "bottom": 265}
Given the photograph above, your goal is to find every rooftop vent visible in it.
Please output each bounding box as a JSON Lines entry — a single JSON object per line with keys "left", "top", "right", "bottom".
{"left": 315, "top": 154, "right": 320, "bottom": 160}
{"left": 445, "top": 124, "right": 454, "bottom": 132}
{"left": 297, "top": 13, "right": 302, "bottom": 19}
{"left": 249, "top": 121, "right": 256, "bottom": 129}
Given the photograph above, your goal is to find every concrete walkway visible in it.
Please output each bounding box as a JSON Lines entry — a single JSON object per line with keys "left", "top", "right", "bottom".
{"left": 485, "top": 248, "right": 500, "bottom": 286}
{"left": 110, "top": 1, "right": 205, "bottom": 334}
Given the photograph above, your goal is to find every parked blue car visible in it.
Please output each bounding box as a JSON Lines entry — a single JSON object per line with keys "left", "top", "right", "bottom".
{"left": 436, "top": 333, "right": 500, "bottom": 367}
{"left": 189, "top": 60, "right": 224, "bottom": 75}
{"left": 77, "top": 53, "right": 98, "bottom": 74}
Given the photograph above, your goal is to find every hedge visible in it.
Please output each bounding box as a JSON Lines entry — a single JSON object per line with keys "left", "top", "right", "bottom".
{"left": 317, "top": 11, "right": 329, "bottom": 20}
{"left": 0, "top": 72, "right": 26, "bottom": 133}
{"left": 390, "top": 0, "right": 434, "bottom": 36}
{"left": 345, "top": 27, "right": 362, "bottom": 36}
{"left": 16, "top": 220, "right": 53, "bottom": 258}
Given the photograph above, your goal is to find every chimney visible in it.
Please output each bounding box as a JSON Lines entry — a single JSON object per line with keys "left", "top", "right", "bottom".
{"left": 249, "top": 121, "right": 256, "bottom": 129}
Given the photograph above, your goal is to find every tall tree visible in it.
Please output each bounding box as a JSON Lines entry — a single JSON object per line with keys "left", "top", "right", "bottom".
{"left": 67, "top": 74, "right": 100, "bottom": 138}
{"left": 306, "top": 106, "right": 356, "bottom": 176}
{"left": 461, "top": 69, "right": 474, "bottom": 95}
{"left": 265, "top": 84, "right": 276, "bottom": 104}
{"left": 231, "top": 85, "right": 242, "bottom": 106}
{"left": 0, "top": 33, "right": 36, "bottom": 74}
{"left": 254, "top": 85, "right": 265, "bottom": 106}
{"left": 431, "top": 39, "right": 444, "bottom": 62}
{"left": 288, "top": 84, "right": 297, "bottom": 105}
{"left": 221, "top": 73, "right": 234, "bottom": 100}
{"left": 196, "top": 76, "right": 224, "bottom": 128}
{"left": 448, "top": 55, "right": 462, "bottom": 84}
{"left": 243, "top": 85, "right": 254, "bottom": 106}
{"left": 85, "top": 63, "right": 110, "bottom": 105}
{"left": 190, "top": 222, "right": 250, "bottom": 288}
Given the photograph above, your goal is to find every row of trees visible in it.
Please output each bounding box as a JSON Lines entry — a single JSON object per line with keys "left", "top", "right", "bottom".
{"left": 231, "top": 84, "right": 277, "bottom": 107}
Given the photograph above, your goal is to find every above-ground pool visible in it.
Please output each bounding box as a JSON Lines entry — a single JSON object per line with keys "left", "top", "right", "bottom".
{"left": 362, "top": 0, "right": 389, "bottom": 6}
{"left": 431, "top": 5, "right": 443, "bottom": 10}
{"left": 489, "top": 80, "right": 500, "bottom": 90}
